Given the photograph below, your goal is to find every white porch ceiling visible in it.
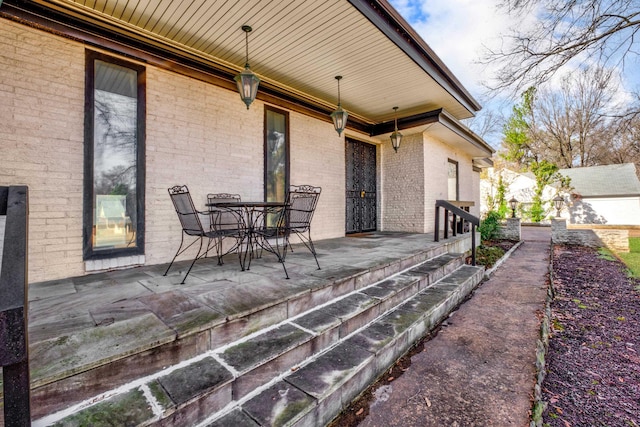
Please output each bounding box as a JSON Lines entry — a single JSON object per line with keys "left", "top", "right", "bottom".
{"left": 28, "top": 0, "right": 480, "bottom": 124}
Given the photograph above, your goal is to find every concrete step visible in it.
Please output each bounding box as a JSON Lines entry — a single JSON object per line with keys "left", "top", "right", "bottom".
{"left": 27, "top": 235, "right": 466, "bottom": 421}
{"left": 34, "top": 256, "right": 484, "bottom": 426}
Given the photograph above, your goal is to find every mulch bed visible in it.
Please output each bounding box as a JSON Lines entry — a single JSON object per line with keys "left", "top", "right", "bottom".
{"left": 543, "top": 245, "right": 640, "bottom": 426}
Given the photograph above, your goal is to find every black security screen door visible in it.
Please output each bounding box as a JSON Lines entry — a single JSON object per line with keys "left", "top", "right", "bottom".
{"left": 346, "top": 138, "right": 377, "bottom": 233}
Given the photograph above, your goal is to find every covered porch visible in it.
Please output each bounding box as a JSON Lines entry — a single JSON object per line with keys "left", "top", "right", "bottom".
{"left": 12, "top": 230, "right": 480, "bottom": 426}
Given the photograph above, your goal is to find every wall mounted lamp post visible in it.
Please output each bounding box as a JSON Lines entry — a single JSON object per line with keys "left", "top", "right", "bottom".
{"left": 235, "top": 25, "right": 260, "bottom": 109}
{"left": 330, "top": 76, "right": 348, "bottom": 136}
{"left": 553, "top": 195, "right": 564, "bottom": 217}
{"left": 508, "top": 197, "right": 518, "bottom": 218}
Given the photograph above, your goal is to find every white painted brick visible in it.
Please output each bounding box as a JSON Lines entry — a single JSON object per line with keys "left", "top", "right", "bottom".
{"left": 1, "top": 19, "right": 481, "bottom": 283}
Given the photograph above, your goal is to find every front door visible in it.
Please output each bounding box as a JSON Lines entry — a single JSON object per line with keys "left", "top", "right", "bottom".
{"left": 346, "top": 138, "right": 377, "bottom": 233}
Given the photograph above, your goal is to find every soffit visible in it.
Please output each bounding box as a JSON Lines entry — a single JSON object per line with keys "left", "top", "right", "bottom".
{"left": 25, "top": 0, "right": 478, "bottom": 124}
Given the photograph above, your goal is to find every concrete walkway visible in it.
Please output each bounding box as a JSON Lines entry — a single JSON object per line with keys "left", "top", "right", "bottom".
{"left": 360, "top": 226, "right": 551, "bottom": 427}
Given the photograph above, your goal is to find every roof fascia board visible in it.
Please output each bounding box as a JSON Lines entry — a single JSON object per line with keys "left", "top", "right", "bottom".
{"left": 349, "top": 0, "right": 482, "bottom": 115}
{"left": 437, "top": 109, "right": 495, "bottom": 155}
{"left": 0, "top": 0, "right": 372, "bottom": 133}
{"left": 371, "top": 108, "right": 494, "bottom": 156}
{"left": 570, "top": 194, "right": 640, "bottom": 199}
{"left": 370, "top": 109, "right": 442, "bottom": 135}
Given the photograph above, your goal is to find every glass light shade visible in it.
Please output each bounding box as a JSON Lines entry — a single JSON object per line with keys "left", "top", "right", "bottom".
{"left": 508, "top": 197, "right": 518, "bottom": 210}
{"left": 390, "top": 130, "right": 402, "bottom": 152}
{"left": 234, "top": 65, "right": 260, "bottom": 109}
{"left": 553, "top": 195, "right": 564, "bottom": 210}
{"left": 331, "top": 104, "right": 348, "bottom": 136}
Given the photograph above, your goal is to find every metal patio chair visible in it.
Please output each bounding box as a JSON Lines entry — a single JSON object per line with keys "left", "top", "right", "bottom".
{"left": 206, "top": 192, "right": 246, "bottom": 265}
{"left": 163, "top": 185, "right": 224, "bottom": 284}
{"left": 258, "top": 184, "right": 322, "bottom": 274}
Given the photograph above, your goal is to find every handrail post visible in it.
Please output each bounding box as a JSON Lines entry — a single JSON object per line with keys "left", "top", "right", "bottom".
{"left": 471, "top": 224, "right": 476, "bottom": 266}
{"left": 434, "top": 205, "right": 440, "bottom": 242}
{"left": 443, "top": 209, "right": 449, "bottom": 239}
{"left": 435, "top": 200, "right": 480, "bottom": 267}
{"left": 1, "top": 186, "right": 31, "bottom": 426}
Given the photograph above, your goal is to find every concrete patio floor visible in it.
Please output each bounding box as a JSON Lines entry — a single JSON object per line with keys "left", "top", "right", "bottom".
{"left": 3, "top": 231, "right": 475, "bottom": 424}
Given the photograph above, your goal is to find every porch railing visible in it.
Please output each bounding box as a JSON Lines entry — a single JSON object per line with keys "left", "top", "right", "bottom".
{"left": 434, "top": 199, "right": 479, "bottom": 266}
{"left": 1, "top": 186, "right": 30, "bottom": 426}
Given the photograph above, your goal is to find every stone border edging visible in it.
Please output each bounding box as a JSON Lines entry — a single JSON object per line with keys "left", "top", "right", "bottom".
{"left": 483, "top": 240, "right": 524, "bottom": 280}
{"left": 530, "top": 241, "right": 554, "bottom": 427}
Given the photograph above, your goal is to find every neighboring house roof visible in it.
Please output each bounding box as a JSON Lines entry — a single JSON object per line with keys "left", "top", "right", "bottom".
{"left": 559, "top": 163, "right": 640, "bottom": 198}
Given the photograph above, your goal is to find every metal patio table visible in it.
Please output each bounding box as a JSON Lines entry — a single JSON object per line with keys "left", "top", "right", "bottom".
{"left": 207, "top": 201, "right": 290, "bottom": 278}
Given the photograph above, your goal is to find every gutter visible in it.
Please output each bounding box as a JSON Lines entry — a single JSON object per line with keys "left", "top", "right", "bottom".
{"left": 349, "top": 0, "right": 482, "bottom": 116}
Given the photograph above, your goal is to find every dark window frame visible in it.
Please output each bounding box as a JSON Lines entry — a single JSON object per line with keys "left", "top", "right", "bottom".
{"left": 263, "top": 105, "right": 290, "bottom": 202}
{"left": 448, "top": 159, "right": 459, "bottom": 201}
{"left": 83, "top": 50, "right": 146, "bottom": 260}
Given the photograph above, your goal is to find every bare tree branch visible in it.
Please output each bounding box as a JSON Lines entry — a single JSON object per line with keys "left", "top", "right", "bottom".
{"left": 484, "top": 0, "right": 640, "bottom": 95}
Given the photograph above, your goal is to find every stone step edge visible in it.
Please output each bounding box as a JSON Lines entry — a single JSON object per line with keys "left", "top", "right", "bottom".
{"left": 35, "top": 262, "right": 482, "bottom": 427}
{"left": 207, "top": 252, "right": 465, "bottom": 401}
{"left": 27, "top": 241, "right": 452, "bottom": 393}
{"left": 24, "top": 242, "right": 459, "bottom": 420}
{"left": 31, "top": 252, "right": 468, "bottom": 426}
{"left": 202, "top": 264, "right": 487, "bottom": 427}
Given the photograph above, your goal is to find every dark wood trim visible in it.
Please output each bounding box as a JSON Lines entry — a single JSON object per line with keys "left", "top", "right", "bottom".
{"left": 370, "top": 108, "right": 494, "bottom": 156}
{"left": 264, "top": 106, "right": 290, "bottom": 203}
{"left": 83, "top": 51, "right": 146, "bottom": 260}
{"left": 0, "top": 0, "right": 371, "bottom": 134}
{"left": 348, "top": 0, "right": 481, "bottom": 114}
{"left": 370, "top": 109, "right": 442, "bottom": 135}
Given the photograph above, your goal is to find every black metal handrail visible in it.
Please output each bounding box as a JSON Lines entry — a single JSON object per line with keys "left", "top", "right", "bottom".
{"left": 1, "top": 186, "right": 30, "bottom": 426}
{"left": 434, "top": 199, "right": 479, "bottom": 266}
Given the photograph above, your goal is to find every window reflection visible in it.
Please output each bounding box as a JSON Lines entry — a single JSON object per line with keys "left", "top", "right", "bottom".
{"left": 92, "top": 60, "right": 138, "bottom": 250}
{"left": 265, "top": 109, "right": 287, "bottom": 203}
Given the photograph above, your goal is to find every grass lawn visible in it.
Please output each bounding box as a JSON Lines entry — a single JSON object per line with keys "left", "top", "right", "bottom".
{"left": 617, "top": 237, "right": 640, "bottom": 278}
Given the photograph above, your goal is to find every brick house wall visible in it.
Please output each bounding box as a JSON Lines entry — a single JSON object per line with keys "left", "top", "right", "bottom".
{"left": 380, "top": 132, "right": 477, "bottom": 233}
{"left": 1, "top": 19, "right": 483, "bottom": 282}
{"left": 0, "top": 20, "right": 86, "bottom": 281}
{"left": 0, "top": 20, "right": 349, "bottom": 282}
{"left": 380, "top": 133, "right": 425, "bottom": 232}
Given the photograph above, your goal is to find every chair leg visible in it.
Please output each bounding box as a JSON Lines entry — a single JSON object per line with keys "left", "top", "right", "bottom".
{"left": 164, "top": 233, "right": 186, "bottom": 276}
{"left": 306, "top": 234, "right": 321, "bottom": 270}
{"left": 293, "top": 230, "right": 321, "bottom": 270}
{"left": 275, "top": 233, "right": 290, "bottom": 279}
{"left": 215, "top": 236, "right": 224, "bottom": 266}
{"left": 180, "top": 236, "right": 205, "bottom": 284}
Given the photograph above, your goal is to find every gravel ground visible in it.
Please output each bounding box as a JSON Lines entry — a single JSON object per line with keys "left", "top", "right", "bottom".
{"left": 543, "top": 245, "right": 640, "bottom": 426}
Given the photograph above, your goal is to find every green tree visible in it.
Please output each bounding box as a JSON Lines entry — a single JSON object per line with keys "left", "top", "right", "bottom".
{"left": 530, "top": 161, "right": 557, "bottom": 222}
{"left": 501, "top": 87, "right": 537, "bottom": 169}
{"left": 495, "top": 174, "right": 509, "bottom": 219}
{"left": 501, "top": 90, "right": 575, "bottom": 222}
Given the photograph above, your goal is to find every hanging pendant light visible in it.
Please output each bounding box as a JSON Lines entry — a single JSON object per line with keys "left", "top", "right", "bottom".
{"left": 330, "top": 76, "right": 348, "bottom": 136}
{"left": 390, "top": 106, "right": 402, "bottom": 153}
{"left": 235, "top": 25, "right": 260, "bottom": 109}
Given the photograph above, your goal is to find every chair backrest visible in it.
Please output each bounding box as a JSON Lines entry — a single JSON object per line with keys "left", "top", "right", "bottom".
{"left": 168, "top": 185, "right": 206, "bottom": 236}
{"left": 207, "top": 193, "right": 242, "bottom": 231}
{"left": 286, "top": 185, "right": 321, "bottom": 232}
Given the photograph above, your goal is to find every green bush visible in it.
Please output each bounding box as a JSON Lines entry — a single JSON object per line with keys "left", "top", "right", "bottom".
{"left": 475, "top": 245, "right": 505, "bottom": 268}
{"left": 479, "top": 210, "right": 501, "bottom": 241}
